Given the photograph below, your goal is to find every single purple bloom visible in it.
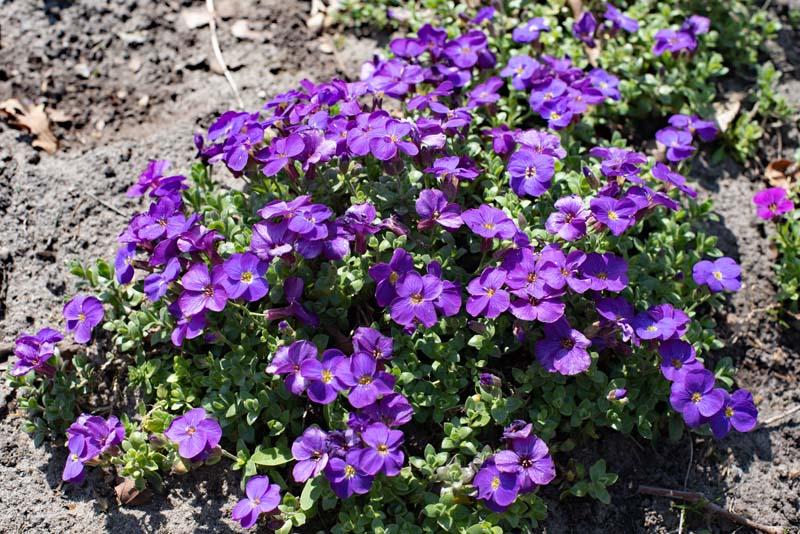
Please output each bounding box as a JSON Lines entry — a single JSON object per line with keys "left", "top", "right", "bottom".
{"left": 503, "top": 420, "right": 533, "bottom": 441}
{"left": 656, "top": 127, "right": 696, "bottom": 162}
{"left": 507, "top": 150, "right": 555, "bottom": 198}
{"left": 535, "top": 318, "right": 592, "bottom": 375}
{"left": 590, "top": 196, "right": 637, "bottom": 236}
{"left": 479, "top": 373, "right": 502, "bottom": 388}
{"left": 266, "top": 340, "right": 318, "bottom": 395}
{"left": 589, "top": 147, "right": 648, "bottom": 180}
{"left": 473, "top": 458, "right": 519, "bottom": 512}
{"left": 352, "top": 327, "right": 393, "bottom": 362}
{"left": 692, "top": 257, "right": 742, "bottom": 293}
{"left": 652, "top": 29, "right": 697, "bottom": 56}
{"left": 512, "top": 17, "right": 550, "bottom": 43}
{"left": 545, "top": 195, "right": 588, "bottom": 241}
{"left": 443, "top": 31, "right": 487, "bottom": 69}
{"left": 231, "top": 475, "right": 281, "bottom": 529}
{"left": 651, "top": 162, "right": 697, "bottom": 198}
{"left": 462, "top": 205, "right": 518, "bottom": 240}
{"left": 222, "top": 253, "right": 270, "bottom": 302}
{"left": 753, "top": 187, "right": 794, "bottom": 220}
{"left": 300, "top": 349, "right": 349, "bottom": 405}
{"left": 471, "top": 6, "right": 495, "bottom": 25}
{"left": 494, "top": 435, "right": 556, "bottom": 492}
{"left": 500, "top": 55, "right": 537, "bottom": 90}
{"left": 178, "top": 263, "right": 228, "bottom": 316}
{"left": 415, "top": 189, "right": 463, "bottom": 231}
{"left": 468, "top": 77, "right": 503, "bottom": 107}
{"left": 669, "top": 369, "right": 726, "bottom": 428}
{"left": 528, "top": 78, "right": 567, "bottom": 113}
{"left": 114, "top": 243, "right": 136, "bottom": 284}
{"left": 669, "top": 114, "right": 718, "bottom": 142}
{"left": 164, "top": 407, "right": 222, "bottom": 460}
{"left": 658, "top": 339, "right": 703, "bottom": 381}
{"left": 607, "top": 388, "right": 628, "bottom": 401}
{"left": 516, "top": 129, "right": 567, "bottom": 159}
{"left": 682, "top": 15, "right": 710, "bottom": 36}
{"left": 509, "top": 287, "right": 565, "bottom": 323}
{"left": 588, "top": 68, "right": 621, "bottom": 101}
{"left": 604, "top": 3, "right": 639, "bottom": 33}
{"left": 369, "top": 248, "right": 415, "bottom": 307}
{"left": 324, "top": 449, "right": 374, "bottom": 499}
{"left": 62, "top": 434, "right": 94, "bottom": 484}
{"left": 63, "top": 294, "right": 104, "bottom": 344}
{"left": 358, "top": 422, "right": 405, "bottom": 476}
{"left": 127, "top": 159, "right": 170, "bottom": 198}
{"left": 466, "top": 268, "right": 510, "bottom": 319}
{"left": 424, "top": 156, "right": 480, "bottom": 182}
{"left": 581, "top": 253, "right": 628, "bottom": 292}
{"left": 709, "top": 389, "right": 758, "bottom": 439}
{"left": 170, "top": 309, "right": 207, "bottom": 347}
{"left": 390, "top": 272, "right": 443, "bottom": 328}
{"left": 258, "top": 134, "right": 305, "bottom": 177}
{"left": 291, "top": 426, "right": 330, "bottom": 483}
{"left": 369, "top": 119, "right": 419, "bottom": 161}
{"left": 144, "top": 257, "right": 181, "bottom": 302}
{"left": 360, "top": 392, "right": 414, "bottom": 428}
{"left": 11, "top": 328, "right": 62, "bottom": 377}
{"left": 573, "top": 11, "right": 597, "bottom": 47}
{"left": 340, "top": 353, "right": 394, "bottom": 408}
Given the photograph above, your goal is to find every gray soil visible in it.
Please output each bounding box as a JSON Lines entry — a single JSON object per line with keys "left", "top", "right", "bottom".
{"left": 0, "top": 1, "right": 797, "bottom": 533}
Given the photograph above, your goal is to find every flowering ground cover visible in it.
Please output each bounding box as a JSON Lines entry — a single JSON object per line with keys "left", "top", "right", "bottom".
{"left": 2, "top": 0, "right": 800, "bottom": 532}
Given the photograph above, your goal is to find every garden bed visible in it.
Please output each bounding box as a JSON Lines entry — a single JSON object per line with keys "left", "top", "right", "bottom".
{"left": 0, "top": 1, "right": 798, "bottom": 532}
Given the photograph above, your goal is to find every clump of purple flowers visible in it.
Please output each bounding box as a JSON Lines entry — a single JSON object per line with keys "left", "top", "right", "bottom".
{"left": 62, "top": 414, "right": 125, "bottom": 483}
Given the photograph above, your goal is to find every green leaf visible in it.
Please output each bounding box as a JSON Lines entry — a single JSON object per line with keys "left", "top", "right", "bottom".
{"left": 251, "top": 445, "right": 292, "bottom": 466}
{"left": 300, "top": 475, "right": 324, "bottom": 511}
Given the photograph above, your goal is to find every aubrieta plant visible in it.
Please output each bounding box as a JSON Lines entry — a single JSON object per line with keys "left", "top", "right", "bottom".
{"left": 8, "top": 2, "right": 766, "bottom": 532}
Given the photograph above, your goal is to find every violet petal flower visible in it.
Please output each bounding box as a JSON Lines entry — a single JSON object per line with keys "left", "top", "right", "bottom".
{"left": 63, "top": 295, "right": 104, "bottom": 344}
{"left": 473, "top": 458, "right": 519, "bottom": 512}
{"left": 164, "top": 407, "right": 222, "bottom": 461}
{"left": 692, "top": 257, "right": 742, "bottom": 293}
{"left": 535, "top": 318, "right": 592, "bottom": 375}
{"left": 291, "top": 426, "right": 330, "bottom": 482}
{"left": 669, "top": 369, "right": 726, "bottom": 427}
{"left": 709, "top": 389, "right": 758, "bottom": 438}
{"left": 358, "top": 422, "right": 405, "bottom": 476}
{"left": 231, "top": 475, "right": 281, "bottom": 529}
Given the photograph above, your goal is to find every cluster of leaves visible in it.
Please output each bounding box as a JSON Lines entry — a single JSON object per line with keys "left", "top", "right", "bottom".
{"left": 7, "top": 1, "right": 778, "bottom": 532}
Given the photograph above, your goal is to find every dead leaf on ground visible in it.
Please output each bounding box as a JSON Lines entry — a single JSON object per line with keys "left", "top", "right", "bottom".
{"left": 0, "top": 98, "right": 59, "bottom": 153}
{"left": 712, "top": 91, "right": 746, "bottom": 133}
{"left": 764, "top": 158, "right": 799, "bottom": 189}
{"left": 114, "top": 478, "right": 153, "bottom": 506}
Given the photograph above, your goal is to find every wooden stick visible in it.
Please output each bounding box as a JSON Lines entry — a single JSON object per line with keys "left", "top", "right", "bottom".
{"left": 206, "top": 0, "right": 244, "bottom": 109}
{"left": 759, "top": 405, "right": 800, "bottom": 427}
{"left": 638, "top": 485, "right": 785, "bottom": 534}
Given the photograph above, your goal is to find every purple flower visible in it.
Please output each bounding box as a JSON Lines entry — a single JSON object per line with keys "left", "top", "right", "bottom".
{"left": 231, "top": 475, "right": 281, "bottom": 529}
{"left": 443, "top": 31, "right": 487, "bottom": 69}
{"left": 144, "top": 257, "right": 181, "bottom": 302}
{"left": 589, "top": 68, "right": 621, "bottom": 101}
{"left": 359, "top": 422, "right": 405, "bottom": 476}
{"left": 114, "top": 243, "right": 136, "bottom": 284}
{"left": 11, "top": 328, "right": 62, "bottom": 377}
{"left": 390, "top": 272, "right": 443, "bottom": 328}
{"left": 669, "top": 114, "right": 718, "bottom": 142}
{"left": 509, "top": 287, "right": 565, "bottom": 323}
{"left": 494, "top": 435, "right": 556, "bottom": 493}
{"left": 653, "top": 29, "right": 697, "bottom": 56}
{"left": 352, "top": 327, "right": 393, "bottom": 362}
{"left": 62, "top": 434, "right": 95, "bottom": 483}
{"left": 340, "top": 353, "right": 394, "bottom": 408}
{"left": 607, "top": 388, "right": 628, "bottom": 401}
{"left": 466, "top": 268, "right": 510, "bottom": 319}
{"left": 658, "top": 339, "right": 703, "bottom": 381}
{"left": 656, "top": 127, "right": 696, "bottom": 162}
{"left": 291, "top": 426, "right": 330, "bottom": 482}
{"left": 633, "top": 303, "right": 689, "bottom": 341}
{"left": 709, "top": 390, "right": 758, "bottom": 439}
{"left": 266, "top": 340, "right": 318, "bottom": 395}
{"left": 415, "top": 189, "right": 463, "bottom": 231}
{"left": 507, "top": 150, "right": 555, "bottom": 198}
{"left": 360, "top": 393, "right": 414, "bottom": 428}
{"left": 178, "top": 263, "right": 228, "bottom": 316}
{"left": 669, "top": 369, "right": 726, "bottom": 427}
{"left": 500, "top": 55, "right": 537, "bottom": 90}
{"left": 495, "top": 435, "right": 556, "bottom": 492}
{"left": 503, "top": 420, "right": 533, "bottom": 441}
{"left": 324, "top": 449, "right": 374, "bottom": 499}
{"left": 63, "top": 295, "right": 104, "bottom": 344}
{"left": 424, "top": 156, "right": 480, "bottom": 182}
{"left": 462, "top": 205, "right": 518, "bottom": 240}
{"left": 604, "top": 3, "right": 639, "bottom": 33}
{"left": 68, "top": 414, "right": 125, "bottom": 457}
{"left": 170, "top": 307, "right": 207, "bottom": 347}
{"left": 581, "top": 253, "right": 628, "bottom": 292}
{"left": 535, "top": 318, "right": 592, "bottom": 375}
{"left": 682, "top": 15, "right": 710, "bottom": 36}
{"left": 512, "top": 17, "right": 550, "bottom": 43}
{"left": 369, "top": 119, "right": 419, "bottom": 161}
{"left": 692, "top": 257, "right": 742, "bottom": 293}
{"left": 651, "top": 163, "right": 697, "bottom": 198}
{"left": 164, "top": 407, "right": 222, "bottom": 460}
{"left": 589, "top": 147, "right": 647, "bottom": 180}
{"left": 473, "top": 458, "right": 519, "bottom": 512}
{"left": 222, "top": 253, "right": 270, "bottom": 302}
{"left": 753, "top": 187, "right": 794, "bottom": 220}
{"left": 590, "top": 196, "right": 637, "bottom": 236}
{"left": 258, "top": 134, "right": 305, "bottom": 177}
{"left": 300, "top": 349, "right": 349, "bottom": 405}
{"left": 468, "top": 77, "right": 503, "bottom": 108}
{"left": 545, "top": 195, "right": 588, "bottom": 241}
{"left": 369, "top": 248, "right": 415, "bottom": 307}
{"left": 573, "top": 11, "right": 597, "bottom": 47}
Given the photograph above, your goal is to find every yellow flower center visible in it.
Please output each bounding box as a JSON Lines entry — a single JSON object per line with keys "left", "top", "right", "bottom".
{"left": 712, "top": 271, "right": 723, "bottom": 280}
{"left": 358, "top": 375, "right": 373, "bottom": 385}
{"left": 525, "top": 166, "right": 537, "bottom": 179}
{"left": 491, "top": 476, "right": 501, "bottom": 490}
{"left": 725, "top": 406, "right": 734, "bottom": 418}
{"left": 344, "top": 465, "right": 356, "bottom": 478}
{"left": 377, "top": 444, "right": 389, "bottom": 455}
{"left": 483, "top": 222, "right": 494, "bottom": 230}
{"left": 78, "top": 312, "right": 86, "bottom": 322}
{"left": 241, "top": 271, "right": 253, "bottom": 283}
{"left": 389, "top": 272, "right": 399, "bottom": 284}
{"left": 672, "top": 359, "right": 682, "bottom": 369}
{"left": 322, "top": 370, "right": 333, "bottom": 384}
{"left": 410, "top": 293, "right": 424, "bottom": 305}
{"left": 607, "top": 210, "right": 618, "bottom": 221}
{"left": 691, "top": 392, "right": 702, "bottom": 403}
{"left": 485, "top": 288, "right": 496, "bottom": 297}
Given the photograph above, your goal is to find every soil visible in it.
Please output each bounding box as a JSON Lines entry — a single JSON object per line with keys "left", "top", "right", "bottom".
{"left": 0, "top": 1, "right": 798, "bottom": 533}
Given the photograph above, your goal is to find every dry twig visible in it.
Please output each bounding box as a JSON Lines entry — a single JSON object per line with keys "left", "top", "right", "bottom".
{"left": 638, "top": 485, "right": 785, "bottom": 534}
{"left": 206, "top": 0, "right": 244, "bottom": 109}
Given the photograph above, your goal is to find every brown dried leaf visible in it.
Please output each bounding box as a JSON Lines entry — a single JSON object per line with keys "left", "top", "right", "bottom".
{"left": 114, "top": 478, "right": 152, "bottom": 506}
{"left": 0, "top": 98, "right": 58, "bottom": 153}
{"left": 764, "top": 158, "right": 799, "bottom": 189}
{"left": 712, "top": 91, "right": 746, "bottom": 133}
